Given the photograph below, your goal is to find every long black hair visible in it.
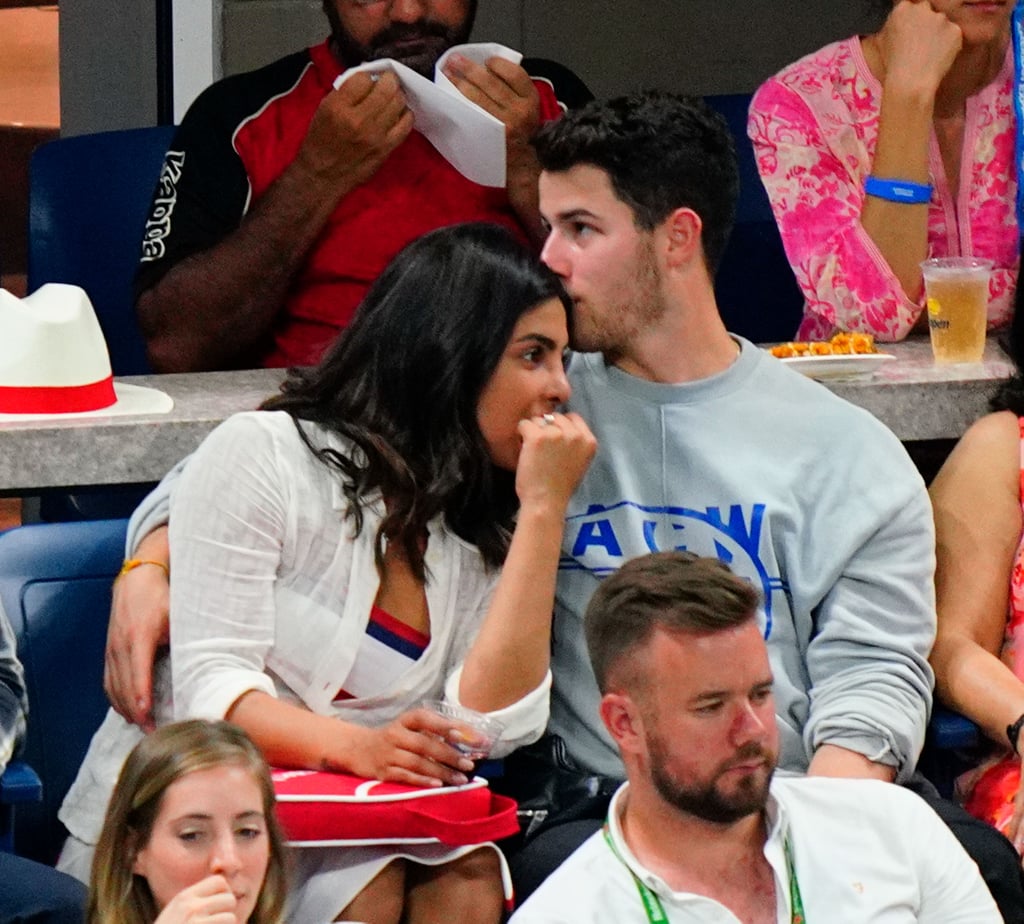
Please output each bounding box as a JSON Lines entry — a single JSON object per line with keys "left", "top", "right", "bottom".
{"left": 261, "top": 222, "right": 571, "bottom": 578}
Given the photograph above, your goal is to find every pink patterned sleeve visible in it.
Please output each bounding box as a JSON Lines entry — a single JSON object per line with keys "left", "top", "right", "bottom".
{"left": 748, "top": 80, "right": 923, "bottom": 341}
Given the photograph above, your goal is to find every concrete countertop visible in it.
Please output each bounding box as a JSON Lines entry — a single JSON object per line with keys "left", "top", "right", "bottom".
{"left": 0, "top": 369, "right": 284, "bottom": 493}
{"left": 0, "top": 337, "right": 1015, "bottom": 493}
{"left": 822, "top": 336, "right": 1014, "bottom": 441}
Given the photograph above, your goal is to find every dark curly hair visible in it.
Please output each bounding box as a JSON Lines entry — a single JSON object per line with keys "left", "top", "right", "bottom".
{"left": 533, "top": 89, "right": 739, "bottom": 273}
{"left": 261, "top": 222, "right": 571, "bottom": 579}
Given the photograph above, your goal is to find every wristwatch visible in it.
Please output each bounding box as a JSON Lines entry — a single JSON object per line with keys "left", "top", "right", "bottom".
{"left": 1007, "top": 713, "right": 1024, "bottom": 755}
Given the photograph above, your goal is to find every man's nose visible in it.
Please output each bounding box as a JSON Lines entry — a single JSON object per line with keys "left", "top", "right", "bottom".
{"left": 540, "top": 232, "right": 568, "bottom": 278}
{"left": 730, "top": 700, "right": 767, "bottom": 744}
{"left": 390, "top": 0, "right": 428, "bottom": 24}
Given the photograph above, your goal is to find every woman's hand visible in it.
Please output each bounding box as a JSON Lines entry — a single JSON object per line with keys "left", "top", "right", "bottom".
{"left": 875, "top": 0, "right": 962, "bottom": 93}
{"left": 515, "top": 412, "right": 597, "bottom": 513}
{"left": 346, "top": 708, "right": 477, "bottom": 788}
{"left": 153, "top": 875, "right": 238, "bottom": 924}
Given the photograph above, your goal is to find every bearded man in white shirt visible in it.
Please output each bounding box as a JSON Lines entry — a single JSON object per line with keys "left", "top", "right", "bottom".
{"left": 511, "top": 551, "right": 999, "bottom": 924}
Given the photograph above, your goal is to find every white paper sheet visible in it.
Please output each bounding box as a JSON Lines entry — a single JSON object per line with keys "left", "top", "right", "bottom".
{"left": 333, "top": 43, "right": 522, "bottom": 188}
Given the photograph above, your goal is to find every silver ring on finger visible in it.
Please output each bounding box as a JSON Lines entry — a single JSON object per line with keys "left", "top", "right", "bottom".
{"left": 540, "top": 413, "right": 556, "bottom": 427}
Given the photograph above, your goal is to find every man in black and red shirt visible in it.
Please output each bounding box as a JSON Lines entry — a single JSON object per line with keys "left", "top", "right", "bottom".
{"left": 136, "top": 0, "right": 590, "bottom": 371}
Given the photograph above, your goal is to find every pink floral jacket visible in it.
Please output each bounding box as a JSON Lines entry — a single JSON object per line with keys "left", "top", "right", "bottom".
{"left": 748, "top": 37, "right": 1018, "bottom": 341}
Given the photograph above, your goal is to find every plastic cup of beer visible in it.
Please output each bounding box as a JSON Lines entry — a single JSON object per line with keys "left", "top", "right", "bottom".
{"left": 920, "top": 257, "right": 992, "bottom": 364}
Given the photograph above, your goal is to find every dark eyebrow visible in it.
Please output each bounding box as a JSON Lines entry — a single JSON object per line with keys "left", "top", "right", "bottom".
{"left": 554, "top": 208, "right": 599, "bottom": 223}
{"left": 512, "top": 333, "right": 559, "bottom": 349}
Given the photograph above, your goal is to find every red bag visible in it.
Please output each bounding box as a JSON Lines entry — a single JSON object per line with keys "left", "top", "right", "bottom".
{"left": 271, "top": 770, "right": 520, "bottom": 847}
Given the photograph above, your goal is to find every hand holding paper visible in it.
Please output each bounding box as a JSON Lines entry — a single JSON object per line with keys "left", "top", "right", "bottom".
{"left": 334, "top": 43, "right": 526, "bottom": 187}
{"left": 300, "top": 69, "right": 414, "bottom": 192}
{"left": 441, "top": 50, "right": 547, "bottom": 241}
{"left": 440, "top": 50, "right": 540, "bottom": 153}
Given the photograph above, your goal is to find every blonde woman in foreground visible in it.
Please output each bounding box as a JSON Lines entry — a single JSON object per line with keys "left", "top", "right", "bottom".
{"left": 88, "top": 719, "right": 288, "bottom": 923}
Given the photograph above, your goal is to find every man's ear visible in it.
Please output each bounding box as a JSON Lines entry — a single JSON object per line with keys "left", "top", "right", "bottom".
{"left": 600, "top": 692, "right": 645, "bottom": 756}
{"left": 659, "top": 207, "right": 703, "bottom": 270}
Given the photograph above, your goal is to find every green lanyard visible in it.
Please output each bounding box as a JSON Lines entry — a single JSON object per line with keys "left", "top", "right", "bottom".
{"left": 603, "top": 824, "right": 669, "bottom": 924}
{"left": 602, "top": 820, "right": 806, "bottom": 924}
{"left": 783, "top": 831, "right": 806, "bottom": 924}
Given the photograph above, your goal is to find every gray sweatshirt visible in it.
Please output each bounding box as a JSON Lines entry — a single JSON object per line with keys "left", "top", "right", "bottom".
{"left": 551, "top": 341, "right": 935, "bottom": 781}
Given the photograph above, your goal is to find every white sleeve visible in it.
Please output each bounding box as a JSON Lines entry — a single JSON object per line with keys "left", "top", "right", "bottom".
{"left": 125, "top": 454, "right": 191, "bottom": 554}
{"left": 168, "top": 413, "right": 286, "bottom": 720}
{"left": 912, "top": 797, "right": 1003, "bottom": 922}
{"left": 444, "top": 665, "right": 551, "bottom": 758}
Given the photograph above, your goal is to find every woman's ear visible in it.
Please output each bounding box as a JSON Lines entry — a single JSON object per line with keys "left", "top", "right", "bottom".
{"left": 128, "top": 829, "right": 147, "bottom": 878}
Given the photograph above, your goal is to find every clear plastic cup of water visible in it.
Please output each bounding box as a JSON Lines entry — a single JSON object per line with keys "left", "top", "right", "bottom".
{"left": 422, "top": 699, "right": 505, "bottom": 760}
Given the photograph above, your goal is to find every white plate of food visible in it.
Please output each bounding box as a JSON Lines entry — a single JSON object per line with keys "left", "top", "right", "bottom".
{"left": 776, "top": 352, "right": 895, "bottom": 381}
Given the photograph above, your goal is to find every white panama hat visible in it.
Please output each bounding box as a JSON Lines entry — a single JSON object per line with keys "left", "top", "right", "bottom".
{"left": 0, "top": 284, "right": 173, "bottom": 419}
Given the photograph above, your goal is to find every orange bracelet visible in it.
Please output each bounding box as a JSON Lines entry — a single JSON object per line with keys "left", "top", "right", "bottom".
{"left": 118, "top": 558, "right": 170, "bottom": 579}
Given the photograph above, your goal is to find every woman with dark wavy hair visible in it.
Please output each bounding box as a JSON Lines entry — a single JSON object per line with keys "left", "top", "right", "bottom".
{"left": 88, "top": 720, "right": 288, "bottom": 924}
{"left": 60, "top": 223, "right": 596, "bottom": 923}
{"left": 930, "top": 264, "right": 1024, "bottom": 852}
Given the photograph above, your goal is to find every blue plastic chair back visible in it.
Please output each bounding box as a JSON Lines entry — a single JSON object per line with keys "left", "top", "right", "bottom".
{"left": 0, "top": 519, "right": 127, "bottom": 862}
{"left": 0, "top": 761, "right": 43, "bottom": 853}
{"left": 28, "top": 126, "right": 176, "bottom": 375}
{"left": 703, "top": 94, "right": 804, "bottom": 344}
{"left": 918, "top": 705, "right": 984, "bottom": 799}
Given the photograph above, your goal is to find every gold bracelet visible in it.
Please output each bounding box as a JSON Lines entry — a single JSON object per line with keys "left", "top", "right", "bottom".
{"left": 118, "top": 558, "right": 170, "bottom": 579}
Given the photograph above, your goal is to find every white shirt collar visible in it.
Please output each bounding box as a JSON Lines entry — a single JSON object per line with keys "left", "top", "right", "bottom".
{"left": 605, "top": 780, "right": 793, "bottom": 904}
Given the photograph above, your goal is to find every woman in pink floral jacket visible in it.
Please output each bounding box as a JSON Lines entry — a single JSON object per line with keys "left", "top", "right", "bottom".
{"left": 749, "top": 0, "right": 1018, "bottom": 341}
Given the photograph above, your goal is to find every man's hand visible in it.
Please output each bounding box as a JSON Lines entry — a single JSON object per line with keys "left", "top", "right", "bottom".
{"left": 807, "top": 743, "right": 897, "bottom": 782}
{"left": 103, "top": 526, "right": 170, "bottom": 730}
{"left": 442, "top": 54, "right": 546, "bottom": 242}
{"left": 294, "top": 70, "right": 415, "bottom": 194}
{"left": 442, "top": 54, "right": 541, "bottom": 152}
{"left": 138, "top": 71, "right": 415, "bottom": 372}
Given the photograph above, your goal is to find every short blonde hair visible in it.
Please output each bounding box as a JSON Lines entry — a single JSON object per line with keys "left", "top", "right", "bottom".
{"left": 87, "top": 719, "right": 289, "bottom": 924}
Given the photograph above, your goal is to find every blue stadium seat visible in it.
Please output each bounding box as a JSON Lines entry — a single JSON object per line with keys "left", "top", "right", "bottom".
{"left": 28, "top": 126, "right": 176, "bottom": 376}
{"left": 703, "top": 94, "right": 804, "bottom": 344}
{"left": 918, "top": 705, "right": 984, "bottom": 799}
{"left": 0, "top": 519, "right": 127, "bottom": 862}
{"left": 0, "top": 761, "right": 42, "bottom": 854}
{"left": 26, "top": 126, "right": 174, "bottom": 520}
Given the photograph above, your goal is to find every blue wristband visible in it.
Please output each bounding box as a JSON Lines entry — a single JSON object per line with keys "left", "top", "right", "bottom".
{"left": 864, "top": 176, "right": 933, "bottom": 204}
